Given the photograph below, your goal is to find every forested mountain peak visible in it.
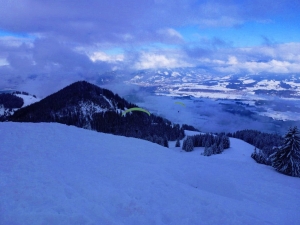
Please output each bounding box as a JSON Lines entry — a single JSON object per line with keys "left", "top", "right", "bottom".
{"left": 9, "top": 81, "right": 196, "bottom": 144}
{"left": 49, "top": 80, "right": 130, "bottom": 109}
{"left": 10, "top": 81, "right": 134, "bottom": 123}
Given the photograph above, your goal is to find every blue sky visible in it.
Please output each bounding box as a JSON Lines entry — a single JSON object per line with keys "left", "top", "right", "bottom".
{"left": 0, "top": 0, "right": 300, "bottom": 94}
{"left": 180, "top": 20, "right": 300, "bottom": 47}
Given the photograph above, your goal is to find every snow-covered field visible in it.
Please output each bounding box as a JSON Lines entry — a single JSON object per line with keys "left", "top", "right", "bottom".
{"left": 1, "top": 122, "right": 299, "bottom": 225}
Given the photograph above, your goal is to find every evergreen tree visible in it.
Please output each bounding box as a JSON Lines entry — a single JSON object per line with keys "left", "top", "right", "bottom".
{"left": 206, "top": 134, "right": 213, "bottom": 146}
{"left": 184, "top": 136, "right": 194, "bottom": 152}
{"left": 152, "top": 135, "right": 159, "bottom": 143}
{"left": 144, "top": 135, "right": 154, "bottom": 143}
{"left": 193, "top": 135, "right": 202, "bottom": 147}
{"left": 204, "top": 140, "right": 210, "bottom": 151}
{"left": 182, "top": 139, "right": 187, "bottom": 151}
{"left": 201, "top": 137, "right": 207, "bottom": 147}
{"left": 211, "top": 143, "right": 218, "bottom": 154}
{"left": 269, "top": 126, "right": 300, "bottom": 177}
{"left": 222, "top": 135, "right": 230, "bottom": 149}
{"left": 202, "top": 140, "right": 210, "bottom": 156}
{"left": 163, "top": 137, "right": 169, "bottom": 148}
{"left": 155, "top": 136, "right": 164, "bottom": 146}
{"left": 203, "top": 146, "right": 213, "bottom": 156}
{"left": 215, "top": 136, "right": 221, "bottom": 146}
{"left": 217, "top": 141, "right": 224, "bottom": 154}
{"left": 175, "top": 139, "right": 180, "bottom": 147}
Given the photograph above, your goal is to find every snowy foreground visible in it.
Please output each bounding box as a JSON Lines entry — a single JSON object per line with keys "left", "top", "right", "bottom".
{"left": 1, "top": 123, "right": 300, "bottom": 225}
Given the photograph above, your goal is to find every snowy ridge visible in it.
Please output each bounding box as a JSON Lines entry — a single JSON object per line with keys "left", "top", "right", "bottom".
{"left": 1, "top": 122, "right": 299, "bottom": 225}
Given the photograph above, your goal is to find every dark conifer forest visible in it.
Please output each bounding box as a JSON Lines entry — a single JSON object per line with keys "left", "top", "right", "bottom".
{"left": 0, "top": 93, "right": 24, "bottom": 109}
{"left": 9, "top": 81, "right": 190, "bottom": 146}
{"left": 0, "top": 93, "right": 24, "bottom": 121}
{"left": 227, "top": 130, "right": 284, "bottom": 165}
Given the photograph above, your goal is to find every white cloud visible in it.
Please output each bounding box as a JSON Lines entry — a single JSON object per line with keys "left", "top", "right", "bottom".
{"left": 218, "top": 59, "right": 300, "bottom": 74}
{"left": 134, "top": 52, "right": 192, "bottom": 69}
{"left": 0, "top": 58, "right": 9, "bottom": 66}
{"left": 238, "top": 43, "right": 300, "bottom": 73}
{"left": 157, "top": 28, "right": 184, "bottom": 41}
{"left": 166, "top": 28, "right": 183, "bottom": 39}
{"left": 276, "top": 43, "right": 300, "bottom": 62}
{"left": 191, "top": 42, "right": 300, "bottom": 74}
{"left": 90, "top": 52, "right": 124, "bottom": 63}
{"left": 240, "top": 43, "right": 300, "bottom": 63}
{"left": 0, "top": 36, "right": 34, "bottom": 48}
{"left": 228, "top": 56, "right": 238, "bottom": 65}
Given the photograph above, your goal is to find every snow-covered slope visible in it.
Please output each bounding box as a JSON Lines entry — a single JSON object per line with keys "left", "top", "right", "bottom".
{"left": 0, "top": 93, "right": 40, "bottom": 119}
{"left": 0, "top": 123, "right": 299, "bottom": 225}
{"left": 15, "top": 93, "right": 40, "bottom": 107}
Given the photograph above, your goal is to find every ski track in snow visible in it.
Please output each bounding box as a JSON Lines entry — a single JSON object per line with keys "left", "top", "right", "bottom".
{"left": 0, "top": 122, "right": 300, "bottom": 225}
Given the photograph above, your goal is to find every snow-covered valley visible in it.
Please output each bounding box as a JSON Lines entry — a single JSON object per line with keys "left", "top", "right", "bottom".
{"left": 1, "top": 122, "right": 299, "bottom": 225}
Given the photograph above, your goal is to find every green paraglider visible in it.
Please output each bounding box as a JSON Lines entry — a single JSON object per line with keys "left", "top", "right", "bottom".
{"left": 175, "top": 101, "right": 185, "bottom": 107}
{"left": 122, "top": 107, "right": 151, "bottom": 116}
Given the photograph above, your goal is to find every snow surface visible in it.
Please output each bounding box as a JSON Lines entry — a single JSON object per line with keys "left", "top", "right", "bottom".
{"left": 1, "top": 122, "right": 300, "bottom": 225}
{"left": 16, "top": 94, "right": 40, "bottom": 107}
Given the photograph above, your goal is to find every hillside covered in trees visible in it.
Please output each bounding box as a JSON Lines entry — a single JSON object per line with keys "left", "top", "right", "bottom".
{"left": 0, "top": 93, "right": 24, "bottom": 121}
{"left": 9, "top": 81, "right": 198, "bottom": 145}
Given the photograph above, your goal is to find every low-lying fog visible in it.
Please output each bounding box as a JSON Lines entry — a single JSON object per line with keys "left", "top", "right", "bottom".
{"left": 126, "top": 93, "right": 300, "bottom": 135}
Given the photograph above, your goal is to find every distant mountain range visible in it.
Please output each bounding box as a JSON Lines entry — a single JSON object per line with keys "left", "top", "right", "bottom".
{"left": 125, "top": 68, "right": 300, "bottom": 99}
{"left": 8, "top": 81, "right": 198, "bottom": 145}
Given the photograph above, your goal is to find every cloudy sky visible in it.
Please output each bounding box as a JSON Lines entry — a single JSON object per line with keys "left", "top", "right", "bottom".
{"left": 0, "top": 0, "right": 300, "bottom": 95}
